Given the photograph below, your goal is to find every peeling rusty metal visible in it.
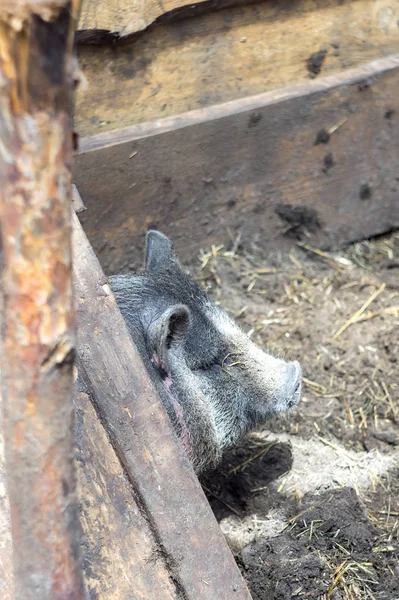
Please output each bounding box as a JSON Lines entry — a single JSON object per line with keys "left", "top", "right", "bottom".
{"left": 0, "top": 1, "right": 85, "bottom": 599}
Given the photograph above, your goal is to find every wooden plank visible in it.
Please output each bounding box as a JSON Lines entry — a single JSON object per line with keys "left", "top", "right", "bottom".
{"left": 77, "top": 0, "right": 260, "bottom": 40}
{"left": 75, "top": 392, "right": 177, "bottom": 599}
{"left": 72, "top": 210, "right": 252, "bottom": 599}
{"left": 77, "top": 0, "right": 211, "bottom": 39}
{"left": 0, "top": 278, "right": 13, "bottom": 600}
{"left": 0, "top": 1, "right": 86, "bottom": 598}
{"left": 75, "top": 0, "right": 399, "bottom": 137}
{"left": 73, "top": 56, "right": 399, "bottom": 273}
{"left": 0, "top": 387, "right": 13, "bottom": 600}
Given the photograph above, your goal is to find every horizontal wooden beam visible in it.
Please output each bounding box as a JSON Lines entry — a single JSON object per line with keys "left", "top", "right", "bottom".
{"left": 74, "top": 55, "right": 399, "bottom": 273}
{"left": 78, "top": 0, "right": 208, "bottom": 39}
{"left": 75, "top": 0, "right": 399, "bottom": 137}
{"left": 79, "top": 55, "right": 399, "bottom": 153}
{"left": 78, "top": 0, "right": 250, "bottom": 40}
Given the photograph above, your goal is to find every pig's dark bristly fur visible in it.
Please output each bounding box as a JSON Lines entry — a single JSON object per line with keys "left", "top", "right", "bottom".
{"left": 109, "top": 231, "right": 301, "bottom": 474}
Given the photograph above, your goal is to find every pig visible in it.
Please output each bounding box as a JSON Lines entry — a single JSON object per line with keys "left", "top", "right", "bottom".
{"left": 109, "top": 231, "right": 301, "bottom": 474}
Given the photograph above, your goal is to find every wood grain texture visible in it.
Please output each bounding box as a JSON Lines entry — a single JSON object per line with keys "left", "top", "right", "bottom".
{"left": 74, "top": 57, "right": 399, "bottom": 273}
{"left": 0, "top": 389, "right": 13, "bottom": 600}
{"left": 0, "top": 392, "right": 178, "bottom": 600}
{"left": 0, "top": 292, "right": 13, "bottom": 600}
{"left": 72, "top": 211, "right": 252, "bottom": 599}
{"left": 0, "top": 2, "right": 85, "bottom": 598}
{"left": 75, "top": 392, "right": 177, "bottom": 600}
{"left": 75, "top": 0, "right": 399, "bottom": 137}
{"left": 78, "top": 0, "right": 210, "bottom": 37}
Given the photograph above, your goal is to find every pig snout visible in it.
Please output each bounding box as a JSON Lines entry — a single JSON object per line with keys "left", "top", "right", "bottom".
{"left": 284, "top": 360, "right": 302, "bottom": 409}
{"left": 252, "top": 348, "right": 302, "bottom": 415}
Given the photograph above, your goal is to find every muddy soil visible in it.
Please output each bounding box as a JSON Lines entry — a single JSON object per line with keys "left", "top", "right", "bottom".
{"left": 195, "top": 231, "right": 399, "bottom": 599}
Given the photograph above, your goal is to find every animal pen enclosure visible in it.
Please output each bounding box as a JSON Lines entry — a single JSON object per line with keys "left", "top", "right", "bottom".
{"left": 1, "top": 0, "right": 399, "bottom": 599}
{"left": 0, "top": 1, "right": 251, "bottom": 599}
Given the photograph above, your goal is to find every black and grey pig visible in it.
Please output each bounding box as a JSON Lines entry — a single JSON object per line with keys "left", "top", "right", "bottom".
{"left": 110, "top": 231, "right": 301, "bottom": 474}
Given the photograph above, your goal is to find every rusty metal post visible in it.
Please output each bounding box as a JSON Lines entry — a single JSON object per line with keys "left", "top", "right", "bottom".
{"left": 0, "top": 1, "right": 85, "bottom": 599}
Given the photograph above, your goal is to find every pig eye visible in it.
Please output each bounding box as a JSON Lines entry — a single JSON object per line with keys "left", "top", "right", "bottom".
{"left": 194, "top": 361, "right": 222, "bottom": 373}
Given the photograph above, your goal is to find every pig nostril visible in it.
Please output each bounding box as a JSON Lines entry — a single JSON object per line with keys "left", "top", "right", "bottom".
{"left": 286, "top": 361, "right": 302, "bottom": 406}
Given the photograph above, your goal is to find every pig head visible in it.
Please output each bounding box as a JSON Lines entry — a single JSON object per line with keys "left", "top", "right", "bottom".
{"left": 109, "top": 231, "right": 301, "bottom": 473}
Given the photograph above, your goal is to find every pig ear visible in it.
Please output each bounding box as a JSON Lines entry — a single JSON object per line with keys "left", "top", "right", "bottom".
{"left": 149, "top": 305, "right": 190, "bottom": 361}
{"left": 145, "top": 230, "right": 177, "bottom": 272}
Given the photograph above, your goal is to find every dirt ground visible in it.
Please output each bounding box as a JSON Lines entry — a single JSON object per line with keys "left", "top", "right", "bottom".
{"left": 195, "top": 230, "right": 399, "bottom": 600}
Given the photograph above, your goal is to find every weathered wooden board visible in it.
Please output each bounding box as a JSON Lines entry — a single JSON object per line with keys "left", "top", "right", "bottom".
{"left": 74, "top": 56, "right": 399, "bottom": 273}
{"left": 77, "top": 0, "right": 262, "bottom": 40}
{"left": 78, "top": 0, "right": 212, "bottom": 39}
{"left": 75, "top": 0, "right": 399, "bottom": 137}
{"left": 75, "top": 392, "right": 177, "bottom": 600}
{"left": 0, "top": 1, "right": 86, "bottom": 598}
{"left": 0, "top": 391, "right": 13, "bottom": 600}
{"left": 72, "top": 211, "right": 252, "bottom": 599}
{"left": 0, "top": 283, "right": 13, "bottom": 600}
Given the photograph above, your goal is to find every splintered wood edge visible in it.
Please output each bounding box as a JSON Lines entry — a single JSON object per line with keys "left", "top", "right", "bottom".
{"left": 72, "top": 184, "right": 86, "bottom": 212}
{"left": 77, "top": 0, "right": 247, "bottom": 38}
{"left": 78, "top": 54, "right": 399, "bottom": 154}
